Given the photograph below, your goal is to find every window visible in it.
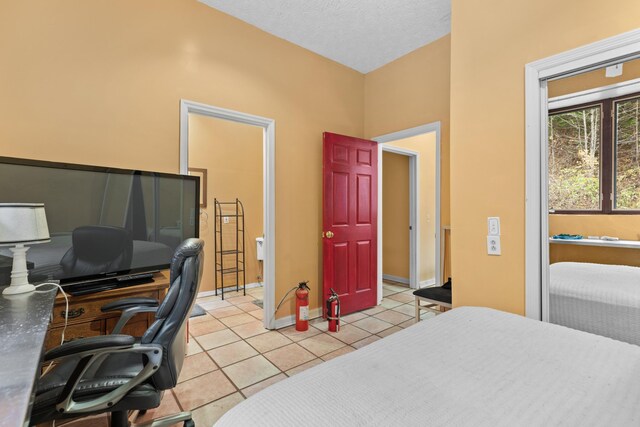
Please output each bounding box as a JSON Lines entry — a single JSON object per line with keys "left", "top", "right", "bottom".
{"left": 548, "top": 92, "right": 640, "bottom": 213}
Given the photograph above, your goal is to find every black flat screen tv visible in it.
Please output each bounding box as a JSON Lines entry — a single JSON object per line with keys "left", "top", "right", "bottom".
{"left": 0, "top": 157, "right": 199, "bottom": 290}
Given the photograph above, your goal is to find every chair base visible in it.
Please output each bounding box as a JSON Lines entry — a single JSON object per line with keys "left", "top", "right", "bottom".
{"left": 130, "top": 410, "right": 193, "bottom": 427}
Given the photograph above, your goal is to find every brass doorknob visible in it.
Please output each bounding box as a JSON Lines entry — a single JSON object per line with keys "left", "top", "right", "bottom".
{"left": 325, "top": 231, "right": 334, "bottom": 239}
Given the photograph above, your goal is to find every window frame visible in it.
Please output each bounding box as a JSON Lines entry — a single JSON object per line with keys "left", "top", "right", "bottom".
{"left": 549, "top": 91, "right": 640, "bottom": 215}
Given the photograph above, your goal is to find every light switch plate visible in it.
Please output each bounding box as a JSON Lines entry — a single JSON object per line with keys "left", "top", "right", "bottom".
{"left": 487, "top": 217, "right": 500, "bottom": 236}
{"left": 487, "top": 236, "right": 501, "bottom": 255}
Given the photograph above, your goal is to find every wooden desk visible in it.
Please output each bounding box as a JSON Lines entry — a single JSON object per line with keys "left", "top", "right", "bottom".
{"left": 45, "top": 271, "right": 170, "bottom": 351}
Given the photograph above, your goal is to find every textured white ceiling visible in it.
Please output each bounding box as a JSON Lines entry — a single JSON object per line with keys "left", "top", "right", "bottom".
{"left": 199, "top": 0, "right": 451, "bottom": 73}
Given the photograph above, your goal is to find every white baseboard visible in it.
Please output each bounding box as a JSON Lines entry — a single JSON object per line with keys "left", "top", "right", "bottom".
{"left": 274, "top": 307, "right": 322, "bottom": 330}
{"left": 382, "top": 274, "right": 410, "bottom": 285}
{"left": 197, "top": 281, "right": 263, "bottom": 298}
{"left": 419, "top": 278, "right": 436, "bottom": 288}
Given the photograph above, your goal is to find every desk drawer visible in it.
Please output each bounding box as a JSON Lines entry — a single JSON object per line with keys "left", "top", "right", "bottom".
{"left": 46, "top": 320, "right": 104, "bottom": 350}
{"left": 51, "top": 290, "right": 157, "bottom": 325}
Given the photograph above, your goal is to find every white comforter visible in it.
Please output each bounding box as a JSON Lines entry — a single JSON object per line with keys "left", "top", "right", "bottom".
{"left": 550, "top": 262, "right": 640, "bottom": 345}
{"left": 215, "top": 307, "right": 640, "bottom": 427}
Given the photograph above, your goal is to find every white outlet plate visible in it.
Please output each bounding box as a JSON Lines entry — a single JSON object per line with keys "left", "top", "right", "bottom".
{"left": 487, "top": 217, "right": 500, "bottom": 236}
{"left": 487, "top": 236, "right": 501, "bottom": 255}
{"left": 223, "top": 216, "right": 230, "bottom": 224}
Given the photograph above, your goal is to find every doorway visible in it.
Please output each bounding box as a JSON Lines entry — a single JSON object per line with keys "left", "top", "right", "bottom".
{"left": 179, "top": 100, "right": 276, "bottom": 330}
{"left": 525, "top": 29, "right": 640, "bottom": 321}
{"left": 374, "top": 122, "right": 442, "bottom": 304}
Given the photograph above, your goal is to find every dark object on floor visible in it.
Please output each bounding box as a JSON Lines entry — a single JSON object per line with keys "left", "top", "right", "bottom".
{"left": 253, "top": 299, "right": 264, "bottom": 308}
{"left": 30, "top": 238, "right": 204, "bottom": 427}
{"left": 413, "top": 280, "right": 452, "bottom": 320}
{"left": 190, "top": 303, "right": 206, "bottom": 318}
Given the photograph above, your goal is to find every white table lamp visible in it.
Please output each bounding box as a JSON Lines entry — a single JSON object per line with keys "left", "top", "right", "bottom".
{"left": 0, "top": 203, "right": 50, "bottom": 295}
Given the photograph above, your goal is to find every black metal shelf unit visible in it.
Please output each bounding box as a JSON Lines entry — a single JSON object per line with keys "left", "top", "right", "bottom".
{"left": 214, "top": 198, "right": 246, "bottom": 300}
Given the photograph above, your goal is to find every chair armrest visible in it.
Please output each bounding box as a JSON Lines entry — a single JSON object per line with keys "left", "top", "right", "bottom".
{"left": 101, "top": 297, "right": 159, "bottom": 313}
{"left": 44, "top": 335, "right": 135, "bottom": 362}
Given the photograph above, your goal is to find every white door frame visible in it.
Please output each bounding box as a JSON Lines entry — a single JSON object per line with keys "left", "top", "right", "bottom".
{"left": 374, "top": 122, "right": 442, "bottom": 304}
{"left": 379, "top": 146, "right": 419, "bottom": 288}
{"left": 179, "top": 99, "right": 277, "bottom": 329}
{"left": 524, "top": 28, "right": 640, "bottom": 321}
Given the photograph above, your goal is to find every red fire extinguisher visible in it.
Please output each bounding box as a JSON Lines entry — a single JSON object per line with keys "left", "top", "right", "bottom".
{"left": 295, "top": 281, "right": 311, "bottom": 331}
{"left": 327, "top": 288, "right": 340, "bottom": 332}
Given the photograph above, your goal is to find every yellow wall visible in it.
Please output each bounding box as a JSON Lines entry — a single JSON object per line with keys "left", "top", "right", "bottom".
{"left": 364, "top": 34, "right": 451, "bottom": 281}
{"left": 382, "top": 151, "right": 410, "bottom": 279}
{"left": 450, "top": 0, "right": 640, "bottom": 314}
{"left": 548, "top": 57, "right": 640, "bottom": 267}
{"left": 385, "top": 133, "right": 438, "bottom": 283}
{"left": 0, "top": 0, "right": 365, "bottom": 318}
{"left": 188, "top": 114, "right": 263, "bottom": 293}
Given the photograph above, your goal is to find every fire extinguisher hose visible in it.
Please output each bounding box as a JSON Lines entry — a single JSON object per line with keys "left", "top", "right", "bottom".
{"left": 274, "top": 286, "right": 299, "bottom": 314}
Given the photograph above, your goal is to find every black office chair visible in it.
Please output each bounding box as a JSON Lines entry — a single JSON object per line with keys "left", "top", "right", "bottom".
{"left": 30, "top": 238, "right": 204, "bottom": 427}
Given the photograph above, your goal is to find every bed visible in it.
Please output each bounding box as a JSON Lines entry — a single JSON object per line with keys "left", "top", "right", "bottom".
{"left": 550, "top": 262, "right": 640, "bottom": 345}
{"left": 215, "top": 307, "right": 640, "bottom": 427}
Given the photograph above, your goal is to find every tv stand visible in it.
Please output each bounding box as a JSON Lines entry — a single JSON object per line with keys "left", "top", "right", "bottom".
{"left": 65, "top": 272, "right": 156, "bottom": 297}
{"left": 45, "top": 270, "right": 170, "bottom": 351}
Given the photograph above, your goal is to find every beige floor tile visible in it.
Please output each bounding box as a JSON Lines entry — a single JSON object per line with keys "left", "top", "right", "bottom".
{"left": 278, "top": 324, "right": 322, "bottom": 342}
{"left": 263, "top": 343, "right": 316, "bottom": 371}
{"left": 208, "top": 341, "right": 258, "bottom": 367}
{"left": 189, "top": 317, "right": 227, "bottom": 337}
{"left": 188, "top": 312, "right": 214, "bottom": 324}
{"left": 222, "top": 355, "right": 281, "bottom": 389}
{"left": 231, "top": 320, "right": 269, "bottom": 339}
{"left": 174, "top": 370, "right": 236, "bottom": 410}
{"left": 178, "top": 352, "right": 218, "bottom": 383}
{"left": 351, "top": 335, "right": 381, "bottom": 349}
{"left": 245, "top": 331, "right": 292, "bottom": 353}
{"left": 376, "top": 325, "right": 403, "bottom": 338}
{"left": 392, "top": 303, "right": 417, "bottom": 317}
{"left": 387, "top": 292, "right": 414, "bottom": 303}
{"left": 135, "top": 390, "right": 181, "bottom": 423}
{"left": 382, "top": 288, "right": 398, "bottom": 297}
{"left": 208, "top": 306, "right": 243, "bottom": 319}
{"left": 321, "top": 345, "right": 355, "bottom": 361}
{"left": 226, "top": 295, "right": 256, "bottom": 305}
{"left": 236, "top": 302, "right": 262, "bottom": 312}
{"left": 383, "top": 283, "right": 409, "bottom": 292}
{"left": 191, "top": 392, "right": 245, "bottom": 426}
{"left": 398, "top": 318, "right": 418, "bottom": 328}
{"left": 186, "top": 338, "right": 204, "bottom": 356}
{"left": 380, "top": 299, "right": 404, "bottom": 309}
{"left": 285, "top": 358, "right": 324, "bottom": 377}
{"left": 341, "top": 312, "right": 368, "bottom": 324}
{"left": 298, "top": 333, "right": 346, "bottom": 357}
{"left": 249, "top": 310, "right": 264, "bottom": 320}
{"left": 350, "top": 317, "right": 394, "bottom": 334}
{"left": 330, "top": 324, "right": 371, "bottom": 345}
{"left": 241, "top": 373, "right": 287, "bottom": 398}
{"left": 198, "top": 299, "right": 232, "bottom": 311}
{"left": 421, "top": 311, "right": 437, "bottom": 320}
{"left": 309, "top": 317, "right": 329, "bottom": 332}
{"left": 219, "top": 313, "right": 256, "bottom": 328}
{"left": 362, "top": 305, "right": 386, "bottom": 315}
{"left": 196, "top": 328, "right": 241, "bottom": 350}
{"left": 374, "top": 309, "right": 413, "bottom": 325}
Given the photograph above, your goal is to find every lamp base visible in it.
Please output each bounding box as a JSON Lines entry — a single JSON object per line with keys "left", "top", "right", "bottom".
{"left": 2, "top": 283, "right": 36, "bottom": 295}
{"left": 2, "top": 244, "right": 36, "bottom": 296}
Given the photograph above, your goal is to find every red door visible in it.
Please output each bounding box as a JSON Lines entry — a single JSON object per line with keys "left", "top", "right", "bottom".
{"left": 323, "top": 132, "right": 378, "bottom": 316}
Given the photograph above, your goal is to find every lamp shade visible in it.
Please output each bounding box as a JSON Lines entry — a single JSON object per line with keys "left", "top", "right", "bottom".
{"left": 0, "top": 203, "right": 50, "bottom": 246}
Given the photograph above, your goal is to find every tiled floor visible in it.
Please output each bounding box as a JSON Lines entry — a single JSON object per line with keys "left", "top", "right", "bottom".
{"left": 60, "top": 282, "right": 433, "bottom": 427}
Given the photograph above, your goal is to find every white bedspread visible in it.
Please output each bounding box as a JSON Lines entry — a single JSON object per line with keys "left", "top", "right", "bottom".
{"left": 214, "top": 307, "right": 640, "bottom": 427}
{"left": 550, "top": 262, "right": 640, "bottom": 345}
